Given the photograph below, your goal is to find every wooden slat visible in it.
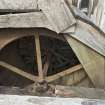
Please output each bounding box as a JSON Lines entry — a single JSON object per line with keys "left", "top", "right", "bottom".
{"left": 0, "top": 0, "right": 38, "bottom": 12}
{"left": 69, "top": 20, "right": 105, "bottom": 57}
{"left": 38, "top": 0, "right": 76, "bottom": 33}
{"left": 46, "top": 64, "right": 82, "bottom": 82}
{"left": 65, "top": 35, "right": 105, "bottom": 88}
{"left": 34, "top": 33, "right": 44, "bottom": 81}
{"left": 0, "top": 61, "right": 38, "bottom": 82}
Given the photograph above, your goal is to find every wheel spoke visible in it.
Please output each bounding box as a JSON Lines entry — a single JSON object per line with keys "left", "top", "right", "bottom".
{"left": 0, "top": 61, "right": 38, "bottom": 82}
{"left": 46, "top": 64, "right": 83, "bottom": 82}
{"left": 34, "top": 33, "right": 44, "bottom": 81}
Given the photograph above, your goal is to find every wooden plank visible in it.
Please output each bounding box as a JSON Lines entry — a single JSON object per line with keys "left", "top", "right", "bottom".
{"left": 0, "top": 12, "right": 54, "bottom": 31}
{"left": 69, "top": 20, "right": 105, "bottom": 57}
{"left": 35, "top": 33, "right": 44, "bottom": 81}
{"left": 46, "top": 64, "right": 82, "bottom": 82}
{"left": 65, "top": 35, "right": 105, "bottom": 88}
{"left": 38, "top": 0, "right": 76, "bottom": 33}
{"left": 0, "top": 12, "right": 75, "bottom": 33}
{"left": 0, "top": 61, "right": 38, "bottom": 82}
{"left": 0, "top": 0, "right": 38, "bottom": 12}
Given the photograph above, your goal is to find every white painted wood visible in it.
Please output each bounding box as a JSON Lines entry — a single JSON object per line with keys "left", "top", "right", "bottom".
{"left": 38, "top": 0, "right": 76, "bottom": 33}
{"left": 0, "top": 95, "right": 104, "bottom": 105}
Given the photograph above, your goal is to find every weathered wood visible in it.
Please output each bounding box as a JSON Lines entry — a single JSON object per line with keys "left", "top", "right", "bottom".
{"left": 0, "top": 0, "right": 38, "bottom": 12}
{"left": 69, "top": 20, "right": 105, "bottom": 57}
{"left": 47, "top": 64, "right": 82, "bottom": 82}
{"left": 0, "top": 12, "right": 54, "bottom": 31}
{"left": 38, "top": 0, "right": 76, "bottom": 33}
{"left": 35, "top": 33, "right": 44, "bottom": 81}
{"left": 65, "top": 35, "right": 105, "bottom": 88}
{"left": 0, "top": 61, "right": 38, "bottom": 82}
{"left": 55, "top": 85, "right": 105, "bottom": 99}
{"left": 0, "top": 12, "right": 75, "bottom": 33}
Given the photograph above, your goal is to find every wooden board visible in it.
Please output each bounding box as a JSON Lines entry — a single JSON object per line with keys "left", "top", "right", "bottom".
{"left": 38, "top": 0, "right": 76, "bottom": 33}
{"left": 0, "top": 0, "right": 38, "bottom": 12}
{"left": 69, "top": 20, "right": 105, "bottom": 57}
{"left": 65, "top": 35, "right": 105, "bottom": 88}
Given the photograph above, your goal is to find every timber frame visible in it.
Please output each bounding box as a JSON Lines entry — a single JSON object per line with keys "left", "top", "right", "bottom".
{"left": 0, "top": 0, "right": 105, "bottom": 89}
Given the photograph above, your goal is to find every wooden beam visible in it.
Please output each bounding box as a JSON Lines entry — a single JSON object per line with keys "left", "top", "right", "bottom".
{"left": 38, "top": 0, "right": 76, "bottom": 33}
{"left": 0, "top": 9, "right": 75, "bottom": 33}
{"left": 0, "top": 12, "right": 54, "bottom": 31}
{"left": 0, "top": 0, "right": 38, "bottom": 12}
{"left": 34, "top": 33, "right": 44, "bottom": 81}
{"left": 0, "top": 61, "right": 38, "bottom": 82}
{"left": 65, "top": 35, "right": 105, "bottom": 88}
{"left": 69, "top": 20, "right": 105, "bottom": 57}
{"left": 46, "top": 64, "right": 82, "bottom": 82}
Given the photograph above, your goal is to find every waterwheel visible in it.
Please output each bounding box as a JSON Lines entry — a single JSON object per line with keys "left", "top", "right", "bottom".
{"left": 0, "top": 0, "right": 105, "bottom": 90}
{"left": 0, "top": 29, "right": 92, "bottom": 87}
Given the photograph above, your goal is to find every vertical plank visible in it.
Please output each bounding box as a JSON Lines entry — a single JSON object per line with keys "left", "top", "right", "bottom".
{"left": 35, "top": 33, "right": 44, "bottom": 81}
{"left": 65, "top": 35, "right": 105, "bottom": 88}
